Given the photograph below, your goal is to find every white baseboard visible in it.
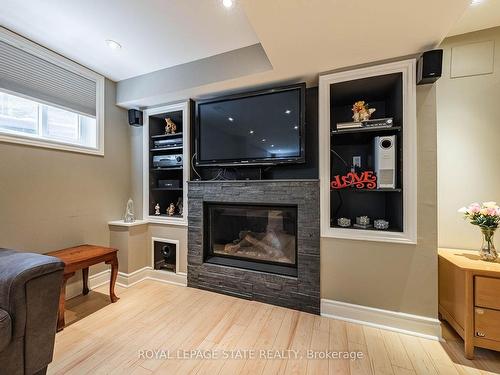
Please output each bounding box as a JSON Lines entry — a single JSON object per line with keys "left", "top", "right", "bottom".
{"left": 321, "top": 299, "right": 442, "bottom": 341}
{"left": 116, "top": 267, "right": 188, "bottom": 288}
{"left": 65, "top": 267, "right": 187, "bottom": 300}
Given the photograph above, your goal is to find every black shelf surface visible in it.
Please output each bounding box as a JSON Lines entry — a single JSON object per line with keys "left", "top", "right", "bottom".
{"left": 151, "top": 132, "right": 183, "bottom": 139}
{"left": 151, "top": 187, "right": 183, "bottom": 191}
{"left": 330, "top": 223, "right": 402, "bottom": 232}
{"left": 150, "top": 146, "right": 183, "bottom": 152}
{"left": 332, "top": 126, "right": 401, "bottom": 135}
{"left": 150, "top": 167, "right": 183, "bottom": 171}
{"left": 334, "top": 188, "right": 402, "bottom": 193}
{"left": 152, "top": 214, "right": 183, "bottom": 219}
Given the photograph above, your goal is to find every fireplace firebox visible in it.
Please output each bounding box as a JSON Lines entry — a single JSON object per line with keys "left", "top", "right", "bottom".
{"left": 204, "top": 203, "right": 298, "bottom": 277}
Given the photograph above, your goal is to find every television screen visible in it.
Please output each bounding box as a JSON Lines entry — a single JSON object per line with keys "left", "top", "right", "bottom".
{"left": 196, "top": 84, "right": 305, "bottom": 166}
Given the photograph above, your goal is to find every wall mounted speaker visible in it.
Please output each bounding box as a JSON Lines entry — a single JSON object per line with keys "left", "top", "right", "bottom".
{"left": 417, "top": 49, "right": 443, "bottom": 85}
{"left": 128, "top": 109, "right": 143, "bottom": 126}
{"left": 374, "top": 135, "right": 396, "bottom": 189}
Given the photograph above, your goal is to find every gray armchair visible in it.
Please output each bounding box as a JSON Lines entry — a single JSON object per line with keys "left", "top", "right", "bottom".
{"left": 0, "top": 249, "right": 64, "bottom": 375}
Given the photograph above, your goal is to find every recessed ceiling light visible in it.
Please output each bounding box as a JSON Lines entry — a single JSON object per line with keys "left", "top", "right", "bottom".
{"left": 261, "top": 139, "right": 266, "bottom": 142}
{"left": 105, "top": 40, "right": 122, "bottom": 50}
{"left": 470, "top": 0, "right": 483, "bottom": 5}
{"left": 249, "top": 130, "right": 254, "bottom": 134}
{"left": 294, "top": 125, "right": 299, "bottom": 130}
{"left": 285, "top": 110, "right": 291, "bottom": 114}
{"left": 222, "top": 0, "right": 233, "bottom": 8}
{"left": 271, "top": 144, "right": 275, "bottom": 147}
{"left": 228, "top": 117, "right": 234, "bottom": 122}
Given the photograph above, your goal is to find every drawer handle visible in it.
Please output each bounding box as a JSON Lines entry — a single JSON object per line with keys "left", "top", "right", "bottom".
{"left": 476, "top": 308, "right": 485, "bottom": 315}
{"left": 476, "top": 331, "right": 486, "bottom": 337}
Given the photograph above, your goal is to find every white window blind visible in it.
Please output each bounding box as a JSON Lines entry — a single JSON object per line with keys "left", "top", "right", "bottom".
{"left": 0, "top": 28, "right": 104, "bottom": 155}
{"left": 0, "top": 39, "right": 96, "bottom": 117}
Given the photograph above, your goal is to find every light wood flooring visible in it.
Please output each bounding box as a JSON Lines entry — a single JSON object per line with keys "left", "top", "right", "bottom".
{"left": 49, "top": 280, "right": 500, "bottom": 375}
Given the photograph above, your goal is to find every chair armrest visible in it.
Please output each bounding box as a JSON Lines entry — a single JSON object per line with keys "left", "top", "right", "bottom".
{"left": 0, "top": 249, "right": 64, "bottom": 337}
{"left": 0, "top": 308, "right": 11, "bottom": 352}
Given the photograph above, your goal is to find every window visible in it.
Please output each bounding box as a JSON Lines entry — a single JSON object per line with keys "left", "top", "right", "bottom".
{"left": 0, "top": 27, "right": 104, "bottom": 155}
{"left": 0, "top": 91, "right": 97, "bottom": 149}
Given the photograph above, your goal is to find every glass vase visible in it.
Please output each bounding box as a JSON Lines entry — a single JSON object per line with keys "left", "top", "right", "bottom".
{"left": 479, "top": 227, "right": 498, "bottom": 262}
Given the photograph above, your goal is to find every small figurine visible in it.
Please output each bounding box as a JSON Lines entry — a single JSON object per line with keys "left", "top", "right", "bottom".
{"left": 154, "top": 203, "right": 161, "bottom": 216}
{"left": 167, "top": 203, "right": 176, "bottom": 216}
{"left": 164, "top": 118, "right": 177, "bottom": 134}
{"left": 176, "top": 197, "right": 183, "bottom": 216}
{"left": 123, "top": 198, "right": 135, "bottom": 223}
{"left": 352, "top": 101, "right": 376, "bottom": 122}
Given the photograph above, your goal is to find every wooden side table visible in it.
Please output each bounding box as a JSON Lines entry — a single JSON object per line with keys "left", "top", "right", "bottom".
{"left": 47, "top": 244, "right": 119, "bottom": 331}
{"left": 438, "top": 248, "right": 500, "bottom": 359}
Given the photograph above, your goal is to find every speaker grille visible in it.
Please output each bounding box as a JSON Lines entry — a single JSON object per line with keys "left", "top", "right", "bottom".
{"left": 378, "top": 169, "right": 394, "bottom": 185}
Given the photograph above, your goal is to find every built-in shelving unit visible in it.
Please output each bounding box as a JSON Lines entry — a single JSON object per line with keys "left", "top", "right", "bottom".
{"left": 319, "top": 60, "right": 417, "bottom": 244}
{"left": 143, "top": 102, "right": 190, "bottom": 225}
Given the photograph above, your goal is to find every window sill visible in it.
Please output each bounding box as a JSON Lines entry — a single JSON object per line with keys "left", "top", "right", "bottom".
{"left": 0, "top": 133, "right": 103, "bottom": 156}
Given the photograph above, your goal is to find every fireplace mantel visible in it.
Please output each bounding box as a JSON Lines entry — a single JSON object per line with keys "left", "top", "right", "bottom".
{"left": 187, "top": 179, "right": 320, "bottom": 314}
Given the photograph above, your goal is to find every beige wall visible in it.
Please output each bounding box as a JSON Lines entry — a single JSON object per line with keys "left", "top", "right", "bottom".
{"left": 321, "top": 85, "right": 438, "bottom": 318}
{"left": 0, "top": 79, "right": 130, "bottom": 268}
{"left": 437, "top": 27, "right": 500, "bottom": 250}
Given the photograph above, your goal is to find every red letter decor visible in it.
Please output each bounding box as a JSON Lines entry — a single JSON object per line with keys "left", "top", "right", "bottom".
{"left": 331, "top": 171, "right": 377, "bottom": 190}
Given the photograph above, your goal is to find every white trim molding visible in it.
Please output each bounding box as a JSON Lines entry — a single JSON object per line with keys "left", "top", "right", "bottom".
{"left": 65, "top": 266, "right": 187, "bottom": 300}
{"left": 319, "top": 59, "right": 417, "bottom": 244}
{"left": 117, "top": 267, "right": 187, "bottom": 288}
{"left": 321, "top": 299, "right": 441, "bottom": 341}
{"left": 143, "top": 101, "right": 190, "bottom": 226}
{"left": 65, "top": 269, "right": 111, "bottom": 300}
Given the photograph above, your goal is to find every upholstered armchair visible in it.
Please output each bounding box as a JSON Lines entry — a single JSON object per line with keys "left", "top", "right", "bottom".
{"left": 0, "top": 249, "right": 64, "bottom": 375}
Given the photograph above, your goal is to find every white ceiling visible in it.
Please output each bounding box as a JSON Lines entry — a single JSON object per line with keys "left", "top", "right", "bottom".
{"left": 0, "top": 0, "right": 259, "bottom": 81}
{"left": 447, "top": 0, "right": 500, "bottom": 37}
{"left": 117, "top": 0, "right": 471, "bottom": 108}
{"left": 0, "top": 0, "right": 472, "bottom": 108}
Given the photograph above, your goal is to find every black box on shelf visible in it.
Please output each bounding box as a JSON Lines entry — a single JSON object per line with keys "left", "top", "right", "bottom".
{"left": 158, "top": 179, "right": 180, "bottom": 188}
{"left": 153, "top": 138, "right": 183, "bottom": 149}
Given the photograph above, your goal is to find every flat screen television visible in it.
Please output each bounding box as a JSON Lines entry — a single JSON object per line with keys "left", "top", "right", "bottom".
{"left": 195, "top": 83, "right": 306, "bottom": 166}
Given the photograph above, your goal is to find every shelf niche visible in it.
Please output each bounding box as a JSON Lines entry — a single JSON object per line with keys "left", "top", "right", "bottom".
{"left": 319, "top": 60, "right": 417, "bottom": 244}
{"left": 143, "top": 102, "right": 190, "bottom": 225}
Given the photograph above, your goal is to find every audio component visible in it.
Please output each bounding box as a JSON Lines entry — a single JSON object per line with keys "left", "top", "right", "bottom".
{"left": 337, "top": 118, "right": 393, "bottom": 131}
{"left": 153, "top": 154, "right": 183, "bottom": 168}
{"left": 373, "top": 135, "right": 396, "bottom": 189}
{"left": 417, "top": 49, "right": 443, "bottom": 85}
{"left": 158, "top": 179, "right": 180, "bottom": 188}
{"left": 128, "top": 109, "right": 143, "bottom": 126}
{"left": 153, "top": 138, "right": 183, "bottom": 149}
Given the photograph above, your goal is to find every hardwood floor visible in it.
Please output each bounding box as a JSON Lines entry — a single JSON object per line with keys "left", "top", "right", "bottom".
{"left": 49, "top": 280, "right": 500, "bottom": 375}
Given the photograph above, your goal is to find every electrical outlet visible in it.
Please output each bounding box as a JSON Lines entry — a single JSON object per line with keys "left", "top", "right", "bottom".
{"left": 353, "top": 156, "right": 361, "bottom": 168}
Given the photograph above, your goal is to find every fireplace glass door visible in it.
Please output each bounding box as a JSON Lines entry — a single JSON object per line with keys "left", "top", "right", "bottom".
{"left": 204, "top": 203, "right": 298, "bottom": 276}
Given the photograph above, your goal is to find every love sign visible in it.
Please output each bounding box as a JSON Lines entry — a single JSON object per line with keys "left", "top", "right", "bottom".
{"left": 331, "top": 171, "right": 377, "bottom": 190}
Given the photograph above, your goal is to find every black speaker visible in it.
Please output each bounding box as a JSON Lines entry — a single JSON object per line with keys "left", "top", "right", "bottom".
{"left": 128, "top": 109, "right": 143, "bottom": 126}
{"left": 417, "top": 49, "right": 443, "bottom": 85}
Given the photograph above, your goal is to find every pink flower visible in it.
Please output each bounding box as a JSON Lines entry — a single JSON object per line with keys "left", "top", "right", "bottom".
{"left": 486, "top": 207, "right": 497, "bottom": 216}
{"left": 468, "top": 203, "right": 481, "bottom": 213}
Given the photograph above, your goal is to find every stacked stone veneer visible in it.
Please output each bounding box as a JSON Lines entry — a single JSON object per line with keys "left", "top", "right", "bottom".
{"left": 187, "top": 180, "right": 320, "bottom": 314}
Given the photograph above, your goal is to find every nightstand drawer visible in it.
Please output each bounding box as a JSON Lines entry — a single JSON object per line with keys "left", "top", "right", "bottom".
{"left": 475, "top": 277, "right": 500, "bottom": 310}
{"left": 475, "top": 308, "right": 500, "bottom": 341}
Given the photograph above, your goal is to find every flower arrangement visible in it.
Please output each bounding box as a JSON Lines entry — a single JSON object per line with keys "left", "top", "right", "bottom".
{"left": 459, "top": 201, "right": 500, "bottom": 261}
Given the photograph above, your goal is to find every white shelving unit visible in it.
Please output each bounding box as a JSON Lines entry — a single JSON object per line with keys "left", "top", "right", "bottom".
{"left": 319, "top": 60, "right": 417, "bottom": 244}
{"left": 142, "top": 101, "right": 190, "bottom": 226}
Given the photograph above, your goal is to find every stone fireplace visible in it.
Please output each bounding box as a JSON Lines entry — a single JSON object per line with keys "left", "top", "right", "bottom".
{"left": 188, "top": 180, "right": 320, "bottom": 314}
{"left": 204, "top": 202, "right": 298, "bottom": 277}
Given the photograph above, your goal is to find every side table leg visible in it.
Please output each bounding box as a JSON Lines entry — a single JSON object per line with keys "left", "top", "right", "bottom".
{"left": 57, "top": 273, "right": 74, "bottom": 332}
{"left": 82, "top": 267, "right": 89, "bottom": 295}
{"left": 106, "top": 256, "right": 119, "bottom": 303}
